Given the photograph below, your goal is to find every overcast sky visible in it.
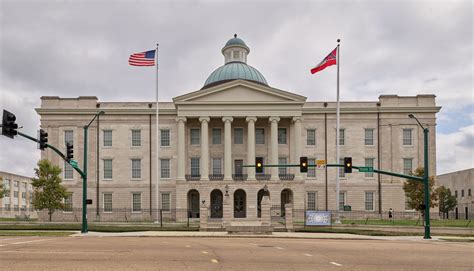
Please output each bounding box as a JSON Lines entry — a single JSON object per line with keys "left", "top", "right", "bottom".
{"left": 0, "top": 0, "right": 472, "bottom": 177}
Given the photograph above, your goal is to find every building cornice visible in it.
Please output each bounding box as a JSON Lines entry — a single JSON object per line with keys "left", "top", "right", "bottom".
{"left": 35, "top": 108, "right": 177, "bottom": 115}
{"left": 302, "top": 106, "right": 442, "bottom": 114}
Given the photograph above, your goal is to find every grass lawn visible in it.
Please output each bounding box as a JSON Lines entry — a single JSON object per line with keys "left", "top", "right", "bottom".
{"left": 0, "top": 230, "right": 73, "bottom": 236}
{"left": 0, "top": 223, "right": 199, "bottom": 232}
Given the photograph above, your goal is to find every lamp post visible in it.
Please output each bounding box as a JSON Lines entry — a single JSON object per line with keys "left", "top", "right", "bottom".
{"left": 408, "top": 113, "right": 431, "bottom": 239}
{"left": 82, "top": 111, "right": 105, "bottom": 233}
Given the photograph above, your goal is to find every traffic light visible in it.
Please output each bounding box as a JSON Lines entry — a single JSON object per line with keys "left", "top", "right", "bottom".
{"left": 344, "top": 157, "right": 352, "bottom": 173}
{"left": 300, "top": 156, "right": 308, "bottom": 173}
{"left": 66, "top": 142, "right": 74, "bottom": 161}
{"left": 2, "top": 110, "right": 18, "bottom": 139}
{"left": 39, "top": 129, "right": 48, "bottom": 150}
{"left": 255, "top": 157, "right": 263, "bottom": 174}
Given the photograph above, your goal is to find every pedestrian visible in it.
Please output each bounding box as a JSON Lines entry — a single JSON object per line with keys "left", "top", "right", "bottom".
{"left": 388, "top": 208, "right": 393, "bottom": 221}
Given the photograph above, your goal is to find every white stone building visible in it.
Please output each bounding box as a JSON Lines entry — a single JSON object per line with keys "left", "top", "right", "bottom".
{"left": 36, "top": 36, "right": 441, "bottom": 222}
{"left": 437, "top": 168, "right": 473, "bottom": 219}
{"left": 0, "top": 171, "right": 36, "bottom": 219}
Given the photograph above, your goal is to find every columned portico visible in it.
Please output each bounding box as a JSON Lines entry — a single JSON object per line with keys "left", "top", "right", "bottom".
{"left": 293, "top": 116, "right": 303, "bottom": 180}
{"left": 176, "top": 117, "right": 187, "bottom": 180}
{"left": 222, "top": 116, "right": 234, "bottom": 180}
{"left": 199, "top": 117, "right": 210, "bottom": 181}
{"left": 269, "top": 116, "right": 280, "bottom": 180}
{"left": 246, "top": 116, "right": 257, "bottom": 180}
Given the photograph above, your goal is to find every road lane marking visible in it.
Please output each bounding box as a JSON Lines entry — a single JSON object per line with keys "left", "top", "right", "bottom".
{"left": 211, "top": 259, "right": 218, "bottom": 263}
{"left": 185, "top": 245, "right": 191, "bottom": 248}
{"left": 275, "top": 246, "right": 284, "bottom": 250}
{"left": 0, "top": 244, "right": 4, "bottom": 247}
{"left": 201, "top": 251, "right": 208, "bottom": 254}
{"left": 304, "top": 253, "right": 313, "bottom": 257}
{"left": 11, "top": 239, "right": 49, "bottom": 245}
{"left": 330, "top": 262, "right": 342, "bottom": 266}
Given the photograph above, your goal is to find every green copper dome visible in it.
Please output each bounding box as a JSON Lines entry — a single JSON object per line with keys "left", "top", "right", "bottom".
{"left": 203, "top": 62, "right": 268, "bottom": 88}
{"left": 224, "top": 37, "right": 249, "bottom": 49}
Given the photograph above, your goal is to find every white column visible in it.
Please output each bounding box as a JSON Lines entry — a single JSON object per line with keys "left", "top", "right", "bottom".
{"left": 293, "top": 117, "right": 303, "bottom": 180}
{"left": 246, "top": 117, "right": 257, "bottom": 180}
{"left": 222, "top": 116, "right": 234, "bottom": 180}
{"left": 269, "top": 116, "right": 280, "bottom": 181}
{"left": 199, "top": 117, "right": 210, "bottom": 181}
{"left": 176, "top": 117, "right": 187, "bottom": 181}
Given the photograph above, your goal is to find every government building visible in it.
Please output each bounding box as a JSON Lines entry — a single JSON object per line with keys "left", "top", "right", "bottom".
{"left": 36, "top": 36, "right": 440, "bottom": 223}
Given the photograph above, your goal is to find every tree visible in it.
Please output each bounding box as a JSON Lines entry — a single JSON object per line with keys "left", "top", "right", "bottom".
{"left": 31, "top": 159, "right": 69, "bottom": 221}
{"left": 436, "top": 186, "right": 457, "bottom": 218}
{"left": 0, "top": 176, "right": 9, "bottom": 199}
{"left": 403, "top": 167, "right": 438, "bottom": 215}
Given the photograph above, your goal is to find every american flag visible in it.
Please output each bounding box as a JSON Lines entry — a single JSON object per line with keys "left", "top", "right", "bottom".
{"left": 129, "top": 50, "right": 156, "bottom": 66}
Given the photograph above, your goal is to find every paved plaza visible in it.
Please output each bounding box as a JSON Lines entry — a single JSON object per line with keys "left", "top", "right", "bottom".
{"left": 1, "top": 234, "right": 473, "bottom": 270}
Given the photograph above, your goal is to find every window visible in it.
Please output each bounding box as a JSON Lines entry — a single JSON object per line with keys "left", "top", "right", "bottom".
{"left": 14, "top": 191, "right": 18, "bottom": 198}
{"left": 233, "top": 51, "right": 239, "bottom": 59}
{"left": 103, "top": 159, "right": 113, "bottom": 179}
{"left": 307, "top": 158, "right": 316, "bottom": 178}
{"left": 234, "top": 160, "right": 243, "bottom": 175}
{"left": 103, "top": 193, "right": 112, "bottom": 212}
{"left": 64, "top": 130, "right": 73, "bottom": 145}
{"left": 212, "top": 128, "right": 221, "bottom": 144}
{"left": 160, "top": 159, "right": 170, "bottom": 178}
{"left": 278, "top": 157, "right": 287, "bottom": 175}
{"left": 365, "top": 129, "right": 374, "bottom": 145}
{"left": 5, "top": 204, "right": 10, "bottom": 210}
{"left": 403, "top": 129, "right": 412, "bottom": 146}
{"left": 103, "top": 130, "right": 112, "bottom": 147}
{"left": 455, "top": 190, "right": 458, "bottom": 198}
{"left": 14, "top": 181, "right": 18, "bottom": 188}
{"left": 23, "top": 183, "right": 27, "bottom": 190}
{"left": 365, "top": 192, "right": 374, "bottom": 211}
{"left": 191, "top": 158, "right": 200, "bottom": 176}
{"left": 256, "top": 128, "right": 265, "bottom": 144}
{"left": 307, "top": 192, "right": 317, "bottom": 211}
{"left": 469, "top": 189, "right": 472, "bottom": 197}
{"left": 21, "top": 192, "right": 26, "bottom": 199}
{"left": 4, "top": 179, "right": 10, "bottom": 189}
{"left": 161, "top": 193, "right": 170, "bottom": 211}
{"left": 160, "top": 129, "right": 170, "bottom": 147}
{"left": 403, "top": 158, "right": 413, "bottom": 175}
{"left": 339, "top": 158, "right": 345, "bottom": 178}
{"left": 234, "top": 128, "right": 243, "bottom": 144}
{"left": 131, "top": 130, "right": 141, "bottom": 147}
{"left": 278, "top": 128, "right": 287, "bottom": 144}
{"left": 64, "top": 161, "right": 73, "bottom": 180}
{"left": 307, "top": 129, "right": 316, "bottom": 145}
{"left": 461, "top": 190, "right": 464, "bottom": 197}
{"left": 190, "top": 128, "right": 200, "bottom": 145}
{"left": 64, "top": 193, "right": 73, "bottom": 212}
{"left": 365, "top": 158, "right": 374, "bottom": 177}
{"left": 338, "top": 129, "right": 345, "bottom": 145}
{"left": 339, "top": 192, "right": 346, "bottom": 211}
{"left": 212, "top": 158, "right": 222, "bottom": 175}
{"left": 131, "top": 159, "right": 141, "bottom": 179}
{"left": 132, "top": 193, "right": 141, "bottom": 212}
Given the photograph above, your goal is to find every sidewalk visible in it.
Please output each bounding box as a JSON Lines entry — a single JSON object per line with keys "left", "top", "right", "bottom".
{"left": 74, "top": 230, "right": 474, "bottom": 242}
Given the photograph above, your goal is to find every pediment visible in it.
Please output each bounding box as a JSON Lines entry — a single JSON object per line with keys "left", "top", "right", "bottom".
{"left": 173, "top": 80, "right": 306, "bottom": 105}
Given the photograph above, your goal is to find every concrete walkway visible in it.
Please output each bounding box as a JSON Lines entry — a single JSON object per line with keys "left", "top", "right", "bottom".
{"left": 73, "top": 230, "right": 474, "bottom": 242}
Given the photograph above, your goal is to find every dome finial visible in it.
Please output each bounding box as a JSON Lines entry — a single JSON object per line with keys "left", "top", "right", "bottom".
{"left": 234, "top": 33, "right": 237, "bottom": 38}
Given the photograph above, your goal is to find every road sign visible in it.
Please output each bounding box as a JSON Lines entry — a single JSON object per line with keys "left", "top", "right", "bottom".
{"left": 69, "top": 159, "right": 78, "bottom": 169}
{"left": 358, "top": 166, "right": 374, "bottom": 172}
{"left": 316, "top": 159, "right": 326, "bottom": 169}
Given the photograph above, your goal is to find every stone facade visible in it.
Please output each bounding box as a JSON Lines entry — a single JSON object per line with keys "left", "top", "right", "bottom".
{"left": 0, "top": 171, "right": 36, "bottom": 218}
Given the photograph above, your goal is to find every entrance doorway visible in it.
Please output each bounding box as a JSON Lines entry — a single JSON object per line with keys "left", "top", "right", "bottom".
{"left": 234, "top": 189, "right": 246, "bottom": 218}
{"left": 257, "top": 188, "right": 270, "bottom": 218}
{"left": 210, "top": 189, "right": 223, "bottom": 218}
{"left": 187, "top": 189, "right": 200, "bottom": 218}
{"left": 280, "top": 189, "right": 293, "bottom": 217}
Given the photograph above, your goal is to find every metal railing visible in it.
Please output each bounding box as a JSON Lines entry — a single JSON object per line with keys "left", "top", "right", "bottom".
{"left": 232, "top": 174, "right": 248, "bottom": 181}
{"left": 185, "top": 174, "right": 201, "bottom": 181}
{"left": 209, "top": 174, "right": 224, "bottom": 181}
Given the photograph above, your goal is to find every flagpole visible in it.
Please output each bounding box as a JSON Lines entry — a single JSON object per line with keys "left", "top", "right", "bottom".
{"left": 335, "top": 39, "right": 341, "bottom": 224}
{"left": 155, "top": 44, "right": 160, "bottom": 223}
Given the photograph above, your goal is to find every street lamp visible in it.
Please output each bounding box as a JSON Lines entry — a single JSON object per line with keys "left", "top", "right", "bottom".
{"left": 82, "top": 110, "right": 105, "bottom": 233}
{"left": 408, "top": 113, "right": 431, "bottom": 239}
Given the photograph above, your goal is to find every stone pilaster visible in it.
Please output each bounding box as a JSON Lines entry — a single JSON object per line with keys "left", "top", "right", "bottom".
{"left": 246, "top": 117, "right": 257, "bottom": 180}
{"left": 200, "top": 201, "right": 208, "bottom": 231}
{"left": 223, "top": 193, "right": 232, "bottom": 227}
{"left": 199, "top": 117, "right": 210, "bottom": 181}
{"left": 222, "top": 117, "right": 234, "bottom": 181}
{"left": 176, "top": 117, "right": 187, "bottom": 181}
{"left": 285, "top": 203, "right": 294, "bottom": 232}
{"left": 293, "top": 116, "right": 303, "bottom": 180}
{"left": 269, "top": 117, "right": 280, "bottom": 181}
{"left": 260, "top": 195, "right": 271, "bottom": 226}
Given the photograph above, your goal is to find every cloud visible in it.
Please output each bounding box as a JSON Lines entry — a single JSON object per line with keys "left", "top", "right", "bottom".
{"left": 437, "top": 125, "right": 474, "bottom": 175}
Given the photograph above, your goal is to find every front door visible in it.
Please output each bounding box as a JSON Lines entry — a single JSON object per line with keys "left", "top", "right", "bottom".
{"left": 234, "top": 189, "right": 246, "bottom": 218}
{"left": 210, "top": 190, "right": 223, "bottom": 218}
{"left": 188, "top": 190, "right": 200, "bottom": 218}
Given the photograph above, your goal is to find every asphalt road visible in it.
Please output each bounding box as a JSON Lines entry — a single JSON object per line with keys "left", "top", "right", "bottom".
{"left": 0, "top": 236, "right": 473, "bottom": 270}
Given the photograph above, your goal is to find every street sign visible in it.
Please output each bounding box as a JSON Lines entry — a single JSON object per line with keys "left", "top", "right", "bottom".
{"left": 69, "top": 159, "right": 78, "bottom": 169}
{"left": 316, "top": 159, "right": 326, "bottom": 169}
{"left": 358, "top": 166, "right": 374, "bottom": 172}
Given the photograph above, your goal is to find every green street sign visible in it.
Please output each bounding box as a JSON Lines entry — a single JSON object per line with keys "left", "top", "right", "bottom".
{"left": 69, "top": 159, "right": 79, "bottom": 169}
{"left": 358, "top": 166, "right": 374, "bottom": 172}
